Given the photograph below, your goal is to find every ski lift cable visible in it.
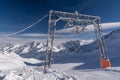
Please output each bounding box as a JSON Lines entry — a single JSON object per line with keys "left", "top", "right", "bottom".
{"left": 79, "top": 0, "right": 94, "bottom": 12}
{"left": 7, "top": 14, "right": 48, "bottom": 37}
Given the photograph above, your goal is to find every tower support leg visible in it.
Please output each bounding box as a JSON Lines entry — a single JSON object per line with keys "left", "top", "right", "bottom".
{"left": 93, "top": 19, "right": 111, "bottom": 68}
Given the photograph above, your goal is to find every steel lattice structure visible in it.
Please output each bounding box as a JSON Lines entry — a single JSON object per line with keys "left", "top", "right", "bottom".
{"left": 44, "top": 10, "right": 108, "bottom": 73}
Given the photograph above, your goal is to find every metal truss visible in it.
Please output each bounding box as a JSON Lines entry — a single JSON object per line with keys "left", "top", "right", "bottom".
{"left": 44, "top": 10, "right": 108, "bottom": 73}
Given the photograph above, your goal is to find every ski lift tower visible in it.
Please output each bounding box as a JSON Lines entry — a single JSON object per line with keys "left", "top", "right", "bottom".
{"left": 44, "top": 10, "right": 111, "bottom": 73}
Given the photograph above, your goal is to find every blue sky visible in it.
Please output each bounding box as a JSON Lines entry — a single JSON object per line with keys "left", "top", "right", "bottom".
{"left": 0, "top": 0, "right": 120, "bottom": 33}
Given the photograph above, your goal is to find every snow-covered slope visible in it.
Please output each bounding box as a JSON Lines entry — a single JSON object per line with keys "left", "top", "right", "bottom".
{"left": 0, "top": 22, "right": 120, "bottom": 80}
{"left": 50, "top": 28, "right": 120, "bottom": 80}
{"left": 3, "top": 68, "right": 78, "bottom": 80}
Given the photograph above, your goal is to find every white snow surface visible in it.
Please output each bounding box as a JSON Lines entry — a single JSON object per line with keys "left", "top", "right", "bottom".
{"left": 0, "top": 22, "right": 120, "bottom": 80}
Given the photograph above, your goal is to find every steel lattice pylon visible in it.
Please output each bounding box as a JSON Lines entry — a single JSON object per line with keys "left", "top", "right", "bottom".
{"left": 44, "top": 10, "right": 110, "bottom": 73}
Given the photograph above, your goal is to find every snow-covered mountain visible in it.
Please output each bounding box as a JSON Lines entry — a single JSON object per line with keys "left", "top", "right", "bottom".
{"left": 0, "top": 41, "right": 61, "bottom": 59}
{"left": 1, "top": 28, "right": 120, "bottom": 57}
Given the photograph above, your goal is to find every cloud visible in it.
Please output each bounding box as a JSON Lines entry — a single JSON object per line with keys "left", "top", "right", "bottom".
{"left": 0, "top": 22, "right": 120, "bottom": 46}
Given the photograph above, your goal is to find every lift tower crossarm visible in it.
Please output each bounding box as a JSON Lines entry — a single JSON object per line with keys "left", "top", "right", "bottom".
{"left": 50, "top": 10, "right": 100, "bottom": 22}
